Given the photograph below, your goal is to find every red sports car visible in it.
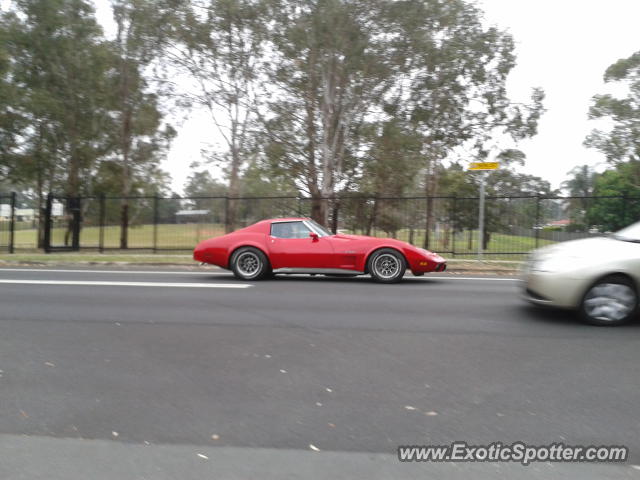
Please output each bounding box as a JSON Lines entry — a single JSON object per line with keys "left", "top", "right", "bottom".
{"left": 193, "top": 218, "right": 446, "bottom": 283}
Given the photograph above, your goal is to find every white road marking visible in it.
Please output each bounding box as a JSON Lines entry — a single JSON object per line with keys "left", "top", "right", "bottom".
{"left": 427, "top": 276, "right": 519, "bottom": 282}
{"left": 0, "top": 268, "right": 520, "bottom": 281}
{"left": 0, "top": 268, "right": 227, "bottom": 276}
{"left": 0, "top": 279, "right": 252, "bottom": 289}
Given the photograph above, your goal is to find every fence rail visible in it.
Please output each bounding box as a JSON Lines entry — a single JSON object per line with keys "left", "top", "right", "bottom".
{"left": 0, "top": 193, "right": 637, "bottom": 257}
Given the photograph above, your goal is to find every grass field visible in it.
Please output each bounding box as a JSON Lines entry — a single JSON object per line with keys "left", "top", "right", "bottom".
{"left": 0, "top": 222, "right": 555, "bottom": 259}
{"left": 7, "top": 223, "right": 226, "bottom": 250}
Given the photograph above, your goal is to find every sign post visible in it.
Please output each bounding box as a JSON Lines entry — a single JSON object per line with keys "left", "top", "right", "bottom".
{"left": 468, "top": 162, "right": 500, "bottom": 260}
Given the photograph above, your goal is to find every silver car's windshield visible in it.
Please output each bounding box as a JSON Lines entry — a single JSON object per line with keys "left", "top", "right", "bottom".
{"left": 612, "top": 221, "right": 640, "bottom": 243}
{"left": 306, "top": 219, "right": 332, "bottom": 237}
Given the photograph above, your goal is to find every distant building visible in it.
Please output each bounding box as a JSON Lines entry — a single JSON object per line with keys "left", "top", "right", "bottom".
{"left": 175, "top": 209, "right": 211, "bottom": 223}
{"left": 547, "top": 219, "right": 571, "bottom": 229}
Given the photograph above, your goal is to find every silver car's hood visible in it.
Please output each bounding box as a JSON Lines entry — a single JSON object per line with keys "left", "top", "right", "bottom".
{"left": 533, "top": 236, "right": 639, "bottom": 261}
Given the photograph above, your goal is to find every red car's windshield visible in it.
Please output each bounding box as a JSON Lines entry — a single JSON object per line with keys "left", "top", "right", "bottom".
{"left": 306, "top": 219, "right": 332, "bottom": 237}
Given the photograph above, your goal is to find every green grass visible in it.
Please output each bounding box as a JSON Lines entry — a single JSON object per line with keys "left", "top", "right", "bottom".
{"left": 10, "top": 223, "right": 226, "bottom": 250}
{"left": 342, "top": 228, "right": 553, "bottom": 259}
{"left": 4, "top": 222, "right": 552, "bottom": 261}
{"left": 0, "top": 253, "right": 195, "bottom": 265}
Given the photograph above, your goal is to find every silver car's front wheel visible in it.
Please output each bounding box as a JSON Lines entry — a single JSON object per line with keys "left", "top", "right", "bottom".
{"left": 580, "top": 276, "right": 638, "bottom": 326}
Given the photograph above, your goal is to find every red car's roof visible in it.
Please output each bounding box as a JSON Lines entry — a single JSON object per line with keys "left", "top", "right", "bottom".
{"left": 240, "top": 218, "right": 310, "bottom": 233}
{"left": 256, "top": 217, "right": 309, "bottom": 224}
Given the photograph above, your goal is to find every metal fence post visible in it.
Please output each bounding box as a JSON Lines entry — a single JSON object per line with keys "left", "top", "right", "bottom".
{"left": 9, "top": 191, "right": 16, "bottom": 254}
{"left": 99, "top": 194, "right": 106, "bottom": 253}
{"left": 43, "top": 193, "right": 52, "bottom": 253}
{"left": 153, "top": 195, "right": 159, "bottom": 253}
{"left": 72, "top": 196, "right": 81, "bottom": 251}
{"left": 535, "top": 195, "right": 541, "bottom": 249}
{"left": 450, "top": 195, "right": 456, "bottom": 257}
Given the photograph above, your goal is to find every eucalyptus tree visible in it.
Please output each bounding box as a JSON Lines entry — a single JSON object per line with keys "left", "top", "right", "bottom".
{"left": 0, "top": 15, "right": 23, "bottom": 188}
{"left": 381, "top": 0, "right": 544, "bottom": 247}
{"left": 167, "top": 0, "right": 268, "bottom": 232}
{"left": 9, "top": 0, "right": 114, "bottom": 199}
{"left": 109, "top": 0, "right": 178, "bottom": 248}
{"left": 585, "top": 51, "right": 640, "bottom": 184}
{"left": 2, "top": 0, "right": 115, "bottom": 245}
{"left": 259, "top": 0, "right": 543, "bottom": 229}
{"left": 261, "top": 0, "right": 406, "bottom": 225}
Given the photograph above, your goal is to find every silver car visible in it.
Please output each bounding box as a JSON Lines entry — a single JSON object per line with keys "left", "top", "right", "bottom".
{"left": 522, "top": 221, "right": 640, "bottom": 326}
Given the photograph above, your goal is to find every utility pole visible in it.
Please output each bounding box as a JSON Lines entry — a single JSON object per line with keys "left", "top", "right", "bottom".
{"left": 468, "top": 161, "right": 500, "bottom": 261}
{"left": 477, "top": 171, "right": 486, "bottom": 261}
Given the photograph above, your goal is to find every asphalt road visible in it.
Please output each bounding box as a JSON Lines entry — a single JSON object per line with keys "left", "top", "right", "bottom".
{"left": 0, "top": 266, "right": 639, "bottom": 479}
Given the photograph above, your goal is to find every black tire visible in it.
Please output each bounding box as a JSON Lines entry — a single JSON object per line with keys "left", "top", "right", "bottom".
{"left": 579, "top": 274, "right": 638, "bottom": 326}
{"left": 230, "top": 247, "right": 270, "bottom": 281}
{"left": 367, "top": 248, "right": 406, "bottom": 284}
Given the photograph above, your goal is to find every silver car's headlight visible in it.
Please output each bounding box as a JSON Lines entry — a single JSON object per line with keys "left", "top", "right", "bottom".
{"left": 531, "top": 255, "right": 580, "bottom": 273}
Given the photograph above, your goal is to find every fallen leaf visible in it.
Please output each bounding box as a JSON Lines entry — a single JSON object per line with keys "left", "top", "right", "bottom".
{"left": 309, "top": 444, "right": 320, "bottom": 452}
{"left": 197, "top": 453, "right": 209, "bottom": 460}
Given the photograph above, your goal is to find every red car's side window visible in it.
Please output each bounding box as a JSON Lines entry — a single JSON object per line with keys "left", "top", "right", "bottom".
{"left": 271, "top": 222, "right": 310, "bottom": 239}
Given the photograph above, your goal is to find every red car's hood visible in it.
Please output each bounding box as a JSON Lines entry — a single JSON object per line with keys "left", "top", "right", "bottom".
{"left": 332, "top": 233, "right": 416, "bottom": 251}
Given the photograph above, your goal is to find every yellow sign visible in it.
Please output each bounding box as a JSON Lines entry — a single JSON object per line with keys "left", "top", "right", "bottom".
{"left": 469, "top": 162, "right": 499, "bottom": 171}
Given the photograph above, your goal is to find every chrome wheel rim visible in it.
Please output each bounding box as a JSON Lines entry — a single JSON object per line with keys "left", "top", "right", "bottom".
{"left": 584, "top": 283, "right": 636, "bottom": 322}
{"left": 373, "top": 253, "right": 400, "bottom": 279}
{"left": 237, "top": 252, "right": 261, "bottom": 277}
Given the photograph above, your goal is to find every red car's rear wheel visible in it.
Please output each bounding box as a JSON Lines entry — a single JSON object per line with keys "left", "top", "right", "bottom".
{"left": 230, "top": 247, "right": 270, "bottom": 281}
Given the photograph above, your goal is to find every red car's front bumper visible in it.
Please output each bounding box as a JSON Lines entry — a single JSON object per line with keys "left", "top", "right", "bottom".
{"left": 408, "top": 252, "right": 447, "bottom": 275}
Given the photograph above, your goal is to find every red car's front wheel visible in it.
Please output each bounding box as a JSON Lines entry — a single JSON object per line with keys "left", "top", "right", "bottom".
{"left": 230, "top": 247, "right": 270, "bottom": 281}
{"left": 367, "top": 248, "right": 406, "bottom": 283}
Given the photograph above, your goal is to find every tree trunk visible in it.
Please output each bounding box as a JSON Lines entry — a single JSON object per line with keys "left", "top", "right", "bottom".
{"left": 483, "top": 230, "right": 491, "bottom": 250}
{"left": 423, "top": 196, "right": 433, "bottom": 249}
{"left": 310, "top": 194, "right": 326, "bottom": 226}
{"left": 225, "top": 152, "right": 241, "bottom": 233}
{"left": 443, "top": 224, "right": 450, "bottom": 250}
{"left": 330, "top": 196, "right": 340, "bottom": 233}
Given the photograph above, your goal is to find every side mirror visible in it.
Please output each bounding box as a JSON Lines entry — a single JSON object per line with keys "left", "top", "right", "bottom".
{"left": 309, "top": 232, "right": 319, "bottom": 241}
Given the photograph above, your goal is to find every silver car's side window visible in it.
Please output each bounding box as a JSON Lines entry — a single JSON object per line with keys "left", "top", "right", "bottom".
{"left": 271, "top": 221, "right": 311, "bottom": 239}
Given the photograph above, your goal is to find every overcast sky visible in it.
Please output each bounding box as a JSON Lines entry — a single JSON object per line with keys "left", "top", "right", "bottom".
{"left": 93, "top": 1, "right": 640, "bottom": 193}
